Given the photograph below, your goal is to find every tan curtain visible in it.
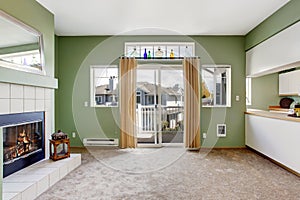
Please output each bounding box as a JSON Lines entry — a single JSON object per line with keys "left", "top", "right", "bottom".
{"left": 183, "top": 57, "right": 201, "bottom": 150}
{"left": 119, "top": 57, "right": 137, "bottom": 148}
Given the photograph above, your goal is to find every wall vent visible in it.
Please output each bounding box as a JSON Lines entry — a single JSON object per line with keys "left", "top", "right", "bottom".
{"left": 217, "top": 124, "right": 226, "bottom": 137}
{"left": 83, "top": 138, "right": 119, "bottom": 146}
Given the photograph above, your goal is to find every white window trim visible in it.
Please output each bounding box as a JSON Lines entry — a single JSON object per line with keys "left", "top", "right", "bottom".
{"left": 202, "top": 64, "right": 231, "bottom": 108}
{"left": 246, "top": 77, "right": 252, "bottom": 106}
{"left": 90, "top": 65, "right": 118, "bottom": 107}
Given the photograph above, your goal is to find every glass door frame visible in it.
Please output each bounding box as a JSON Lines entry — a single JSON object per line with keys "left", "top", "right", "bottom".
{"left": 136, "top": 64, "right": 183, "bottom": 148}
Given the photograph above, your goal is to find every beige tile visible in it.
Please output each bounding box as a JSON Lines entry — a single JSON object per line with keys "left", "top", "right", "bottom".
{"left": 10, "top": 84, "right": 23, "bottom": 99}
{"left": 44, "top": 88, "right": 53, "bottom": 100}
{"left": 49, "top": 169, "right": 60, "bottom": 186}
{"left": 36, "top": 176, "right": 49, "bottom": 196}
{"left": 3, "top": 182, "right": 34, "bottom": 193}
{"left": 59, "top": 165, "right": 69, "bottom": 178}
{"left": 0, "top": 99, "right": 10, "bottom": 114}
{"left": 35, "top": 99, "right": 45, "bottom": 111}
{"left": 23, "top": 86, "right": 35, "bottom": 99}
{"left": 44, "top": 99, "right": 53, "bottom": 112}
{"left": 24, "top": 99, "right": 35, "bottom": 112}
{"left": 3, "top": 192, "right": 21, "bottom": 200}
{"left": 21, "top": 183, "right": 37, "bottom": 200}
{"left": 35, "top": 87, "right": 45, "bottom": 100}
{"left": 0, "top": 82, "right": 10, "bottom": 98}
{"left": 10, "top": 99, "right": 23, "bottom": 113}
{"left": 3, "top": 174, "right": 45, "bottom": 183}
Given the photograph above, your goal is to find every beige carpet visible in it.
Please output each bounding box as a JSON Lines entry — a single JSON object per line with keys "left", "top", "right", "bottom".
{"left": 36, "top": 147, "right": 300, "bottom": 200}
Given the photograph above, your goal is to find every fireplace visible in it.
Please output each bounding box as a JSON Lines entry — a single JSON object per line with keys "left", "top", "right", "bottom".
{"left": 1, "top": 112, "right": 45, "bottom": 178}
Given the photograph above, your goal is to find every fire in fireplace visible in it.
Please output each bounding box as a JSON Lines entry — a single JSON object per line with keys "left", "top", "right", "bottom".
{"left": 1, "top": 112, "right": 45, "bottom": 177}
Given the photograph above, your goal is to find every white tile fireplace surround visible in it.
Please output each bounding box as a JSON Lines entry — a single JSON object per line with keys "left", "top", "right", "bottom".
{"left": 0, "top": 82, "right": 81, "bottom": 199}
{"left": 0, "top": 82, "right": 55, "bottom": 157}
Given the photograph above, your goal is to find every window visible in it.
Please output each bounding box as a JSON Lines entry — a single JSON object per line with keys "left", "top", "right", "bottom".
{"left": 90, "top": 65, "right": 118, "bottom": 107}
{"left": 95, "top": 96, "right": 103, "bottom": 105}
{"left": 136, "top": 91, "right": 141, "bottom": 104}
{"left": 246, "top": 77, "right": 252, "bottom": 106}
{"left": 124, "top": 42, "right": 195, "bottom": 58}
{"left": 202, "top": 65, "right": 231, "bottom": 107}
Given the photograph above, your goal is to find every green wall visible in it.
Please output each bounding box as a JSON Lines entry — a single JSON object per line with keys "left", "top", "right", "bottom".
{"left": 245, "top": 0, "right": 300, "bottom": 50}
{"left": 0, "top": 43, "right": 39, "bottom": 55}
{"left": 56, "top": 35, "right": 245, "bottom": 148}
{"left": 0, "top": 0, "right": 55, "bottom": 196}
{"left": 245, "top": 0, "right": 300, "bottom": 110}
{"left": 249, "top": 73, "right": 281, "bottom": 110}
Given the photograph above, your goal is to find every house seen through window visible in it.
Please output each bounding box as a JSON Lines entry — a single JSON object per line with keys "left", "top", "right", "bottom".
{"left": 90, "top": 65, "right": 118, "bottom": 107}
{"left": 202, "top": 65, "right": 231, "bottom": 107}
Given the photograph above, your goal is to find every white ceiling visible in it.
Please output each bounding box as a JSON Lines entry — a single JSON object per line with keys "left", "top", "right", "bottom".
{"left": 37, "top": 0, "right": 290, "bottom": 36}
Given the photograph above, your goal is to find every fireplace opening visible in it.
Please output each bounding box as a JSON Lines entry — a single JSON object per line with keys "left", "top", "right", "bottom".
{"left": 1, "top": 112, "right": 45, "bottom": 178}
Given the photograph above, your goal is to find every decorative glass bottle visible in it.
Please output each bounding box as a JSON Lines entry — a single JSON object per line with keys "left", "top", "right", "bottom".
{"left": 143, "top": 48, "right": 147, "bottom": 59}
{"left": 170, "top": 49, "right": 175, "bottom": 59}
{"left": 155, "top": 47, "right": 164, "bottom": 57}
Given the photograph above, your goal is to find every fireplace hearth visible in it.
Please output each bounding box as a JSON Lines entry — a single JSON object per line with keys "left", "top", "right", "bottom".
{"left": 1, "top": 112, "right": 45, "bottom": 177}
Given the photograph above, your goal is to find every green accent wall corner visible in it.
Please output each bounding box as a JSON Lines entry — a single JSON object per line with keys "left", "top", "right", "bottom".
{"left": 245, "top": 0, "right": 300, "bottom": 51}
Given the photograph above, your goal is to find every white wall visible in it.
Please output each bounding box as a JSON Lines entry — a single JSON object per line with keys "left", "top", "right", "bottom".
{"left": 246, "top": 21, "right": 300, "bottom": 77}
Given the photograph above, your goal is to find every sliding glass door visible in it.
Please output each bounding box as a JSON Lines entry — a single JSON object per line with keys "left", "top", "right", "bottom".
{"left": 136, "top": 65, "right": 184, "bottom": 147}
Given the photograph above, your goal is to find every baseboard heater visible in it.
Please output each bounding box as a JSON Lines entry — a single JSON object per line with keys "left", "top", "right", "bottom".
{"left": 83, "top": 138, "right": 119, "bottom": 146}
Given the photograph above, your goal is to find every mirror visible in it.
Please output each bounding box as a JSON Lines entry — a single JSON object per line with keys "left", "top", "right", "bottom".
{"left": 0, "top": 10, "right": 44, "bottom": 74}
{"left": 201, "top": 65, "right": 231, "bottom": 107}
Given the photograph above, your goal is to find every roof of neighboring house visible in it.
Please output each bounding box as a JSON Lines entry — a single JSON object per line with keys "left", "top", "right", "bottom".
{"left": 136, "top": 82, "right": 156, "bottom": 94}
{"left": 137, "top": 82, "right": 182, "bottom": 96}
{"left": 95, "top": 84, "right": 116, "bottom": 95}
{"left": 96, "top": 82, "right": 183, "bottom": 96}
{"left": 163, "top": 87, "right": 183, "bottom": 96}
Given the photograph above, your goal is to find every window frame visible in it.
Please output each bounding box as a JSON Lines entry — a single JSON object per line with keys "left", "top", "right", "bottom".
{"left": 90, "top": 65, "right": 118, "bottom": 107}
{"left": 246, "top": 77, "right": 252, "bottom": 106}
{"left": 201, "top": 64, "right": 231, "bottom": 107}
{"left": 124, "top": 42, "right": 195, "bottom": 58}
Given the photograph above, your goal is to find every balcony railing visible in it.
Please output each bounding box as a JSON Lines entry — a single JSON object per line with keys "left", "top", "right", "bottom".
{"left": 136, "top": 104, "right": 184, "bottom": 134}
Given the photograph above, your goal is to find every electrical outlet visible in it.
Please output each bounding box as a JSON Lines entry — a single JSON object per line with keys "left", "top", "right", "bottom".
{"left": 236, "top": 95, "right": 240, "bottom": 101}
{"left": 203, "top": 133, "right": 207, "bottom": 139}
{"left": 72, "top": 132, "right": 76, "bottom": 138}
{"left": 84, "top": 101, "right": 88, "bottom": 107}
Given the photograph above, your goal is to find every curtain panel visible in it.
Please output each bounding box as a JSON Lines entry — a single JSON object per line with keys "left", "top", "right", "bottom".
{"left": 183, "top": 58, "right": 201, "bottom": 150}
{"left": 119, "top": 57, "right": 137, "bottom": 148}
